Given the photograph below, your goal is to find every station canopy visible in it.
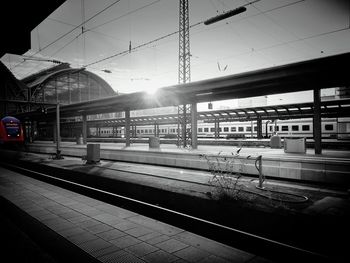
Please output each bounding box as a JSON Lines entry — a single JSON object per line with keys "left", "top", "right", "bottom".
{"left": 59, "top": 98, "right": 350, "bottom": 128}
{"left": 22, "top": 63, "right": 116, "bottom": 105}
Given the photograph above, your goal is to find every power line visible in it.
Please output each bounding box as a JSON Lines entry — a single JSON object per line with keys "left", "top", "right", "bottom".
{"left": 51, "top": 32, "right": 83, "bottom": 58}
{"left": 81, "top": 0, "right": 263, "bottom": 68}
{"left": 142, "top": 25, "right": 350, "bottom": 81}
{"left": 88, "top": 0, "right": 161, "bottom": 31}
{"left": 13, "top": 0, "right": 160, "bottom": 72}
{"left": 10, "top": 0, "right": 122, "bottom": 70}
{"left": 191, "top": 27, "right": 350, "bottom": 72}
{"left": 83, "top": 21, "right": 203, "bottom": 68}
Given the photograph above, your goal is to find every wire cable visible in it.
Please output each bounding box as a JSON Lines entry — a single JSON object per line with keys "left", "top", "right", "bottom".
{"left": 10, "top": 0, "right": 122, "bottom": 70}
{"left": 83, "top": 21, "right": 203, "bottom": 68}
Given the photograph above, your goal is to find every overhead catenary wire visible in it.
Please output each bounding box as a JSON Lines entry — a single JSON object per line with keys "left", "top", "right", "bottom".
{"left": 10, "top": 0, "right": 348, "bottom": 81}
{"left": 10, "top": 0, "right": 123, "bottom": 70}
{"left": 88, "top": 0, "right": 161, "bottom": 32}
{"left": 10, "top": 0, "right": 300, "bottom": 72}
{"left": 11, "top": 0, "right": 162, "bottom": 74}
{"left": 83, "top": 21, "right": 203, "bottom": 68}
{"left": 80, "top": 1, "right": 268, "bottom": 68}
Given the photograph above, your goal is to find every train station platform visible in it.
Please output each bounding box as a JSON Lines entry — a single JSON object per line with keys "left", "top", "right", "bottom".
{"left": 0, "top": 143, "right": 349, "bottom": 261}
{"left": 25, "top": 140, "right": 350, "bottom": 186}
{"left": 0, "top": 165, "right": 268, "bottom": 263}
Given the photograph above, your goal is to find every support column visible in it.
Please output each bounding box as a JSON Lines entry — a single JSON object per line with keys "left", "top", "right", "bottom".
{"left": 125, "top": 109, "right": 130, "bottom": 147}
{"left": 116, "top": 125, "right": 119, "bottom": 137}
{"left": 182, "top": 106, "right": 187, "bottom": 147}
{"left": 53, "top": 122, "right": 57, "bottom": 143}
{"left": 54, "top": 103, "right": 63, "bottom": 159}
{"left": 30, "top": 121, "right": 38, "bottom": 142}
{"left": 191, "top": 102, "right": 198, "bottom": 149}
{"left": 214, "top": 120, "right": 220, "bottom": 139}
{"left": 313, "top": 88, "right": 322, "bottom": 154}
{"left": 29, "top": 121, "right": 34, "bottom": 143}
{"left": 132, "top": 125, "right": 137, "bottom": 138}
{"left": 154, "top": 123, "right": 159, "bottom": 137}
{"left": 257, "top": 116, "right": 262, "bottom": 139}
{"left": 82, "top": 114, "right": 87, "bottom": 144}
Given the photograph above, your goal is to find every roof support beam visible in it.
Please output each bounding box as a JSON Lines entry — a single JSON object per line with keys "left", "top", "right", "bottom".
{"left": 125, "top": 109, "right": 131, "bottom": 147}
{"left": 313, "top": 88, "right": 322, "bottom": 154}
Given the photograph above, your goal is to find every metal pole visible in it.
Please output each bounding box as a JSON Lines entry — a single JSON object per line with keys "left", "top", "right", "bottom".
{"left": 182, "top": 106, "right": 187, "bottom": 147}
{"left": 265, "top": 120, "right": 271, "bottom": 138}
{"left": 54, "top": 103, "right": 63, "bottom": 159}
{"left": 191, "top": 102, "right": 198, "bottom": 149}
{"left": 313, "top": 88, "right": 322, "bottom": 154}
{"left": 125, "top": 109, "right": 130, "bottom": 147}
{"left": 257, "top": 116, "right": 262, "bottom": 139}
{"left": 256, "top": 155, "right": 264, "bottom": 189}
{"left": 82, "top": 114, "right": 87, "bottom": 144}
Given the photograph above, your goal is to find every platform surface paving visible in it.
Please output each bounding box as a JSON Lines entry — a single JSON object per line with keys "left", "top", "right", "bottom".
{"left": 0, "top": 166, "right": 270, "bottom": 263}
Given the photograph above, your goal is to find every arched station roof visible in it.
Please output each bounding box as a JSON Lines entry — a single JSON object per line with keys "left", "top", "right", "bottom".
{"left": 21, "top": 63, "right": 116, "bottom": 105}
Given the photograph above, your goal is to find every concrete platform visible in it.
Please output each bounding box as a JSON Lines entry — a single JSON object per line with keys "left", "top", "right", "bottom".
{"left": 25, "top": 141, "right": 350, "bottom": 186}
{"left": 0, "top": 166, "right": 268, "bottom": 263}
{"left": 1, "top": 147, "right": 349, "bottom": 261}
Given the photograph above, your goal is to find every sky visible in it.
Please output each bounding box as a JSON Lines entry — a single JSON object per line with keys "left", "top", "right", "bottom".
{"left": 1, "top": 0, "right": 350, "bottom": 109}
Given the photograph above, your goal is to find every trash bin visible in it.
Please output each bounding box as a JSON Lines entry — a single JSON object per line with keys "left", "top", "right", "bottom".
{"left": 87, "top": 144, "right": 100, "bottom": 163}
{"left": 284, "top": 137, "right": 306, "bottom": 153}
{"left": 270, "top": 134, "right": 281, "bottom": 148}
{"left": 149, "top": 136, "right": 160, "bottom": 148}
{"left": 76, "top": 135, "right": 83, "bottom": 145}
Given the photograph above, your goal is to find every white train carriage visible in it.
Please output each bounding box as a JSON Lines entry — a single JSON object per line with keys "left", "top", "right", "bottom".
{"left": 90, "top": 117, "right": 347, "bottom": 140}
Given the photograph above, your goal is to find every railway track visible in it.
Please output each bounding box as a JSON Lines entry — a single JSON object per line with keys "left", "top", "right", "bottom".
{"left": 0, "top": 161, "right": 332, "bottom": 263}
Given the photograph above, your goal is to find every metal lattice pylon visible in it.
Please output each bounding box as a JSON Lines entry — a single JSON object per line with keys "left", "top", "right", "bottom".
{"left": 177, "top": 0, "right": 192, "bottom": 148}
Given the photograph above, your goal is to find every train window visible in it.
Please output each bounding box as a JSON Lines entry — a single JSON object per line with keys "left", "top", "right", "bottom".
{"left": 204, "top": 128, "right": 209, "bottom": 132}
{"left": 253, "top": 126, "right": 257, "bottom": 132}
{"left": 219, "top": 128, "right": 222, "bottom": 132}
{"left": 325, "top": 124, "right": 334, "bottom": 131}
{"left": 198, "top": 128, "right": 203, "bottom": 132}
{"left": 246, "top": 126, "right": 252, "bottom": 132}
{"left": 269, "top": 126, "right": 273, "bottom": 131}
{"left": 302, "top": 125, "right": 310, "bottom": 131}
{"left": 231, "top": 127, "right": 236, "bottom": 132}
{"left": 282, "top": 126, "right": 289, "bottom": 131}
{"left": 276, "top": 126, "right": 279, "bottom": 131}
{"left": 210, "top": 128, "right": 215, "bottom": 132}
{"left": 224, "top": 127, "right": 229, "bottom": 132}
{"left": 238, "top": 127, "right": 244, "bottom": 132}
{"left": 292, "top": 125, "right": 299, "bottom": 131}
{"left": 140, "top": 129, "right": 144, "bottom": 133}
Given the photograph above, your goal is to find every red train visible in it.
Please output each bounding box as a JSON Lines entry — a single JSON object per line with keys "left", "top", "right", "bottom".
{"left": 0, "top": 116, "right": 24, "bottom": 145}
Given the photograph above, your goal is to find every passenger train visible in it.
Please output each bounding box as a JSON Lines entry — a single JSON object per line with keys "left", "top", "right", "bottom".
{"left": 0, "top": 116, "right": 25, "bottom": 145}
{"left": 89, "top": 118, "right": 350, "bottom": 140}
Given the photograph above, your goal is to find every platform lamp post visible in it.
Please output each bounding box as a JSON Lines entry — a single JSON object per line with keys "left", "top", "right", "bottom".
{"left": 54, "top": 102, "right": 63, "bottom": 159}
